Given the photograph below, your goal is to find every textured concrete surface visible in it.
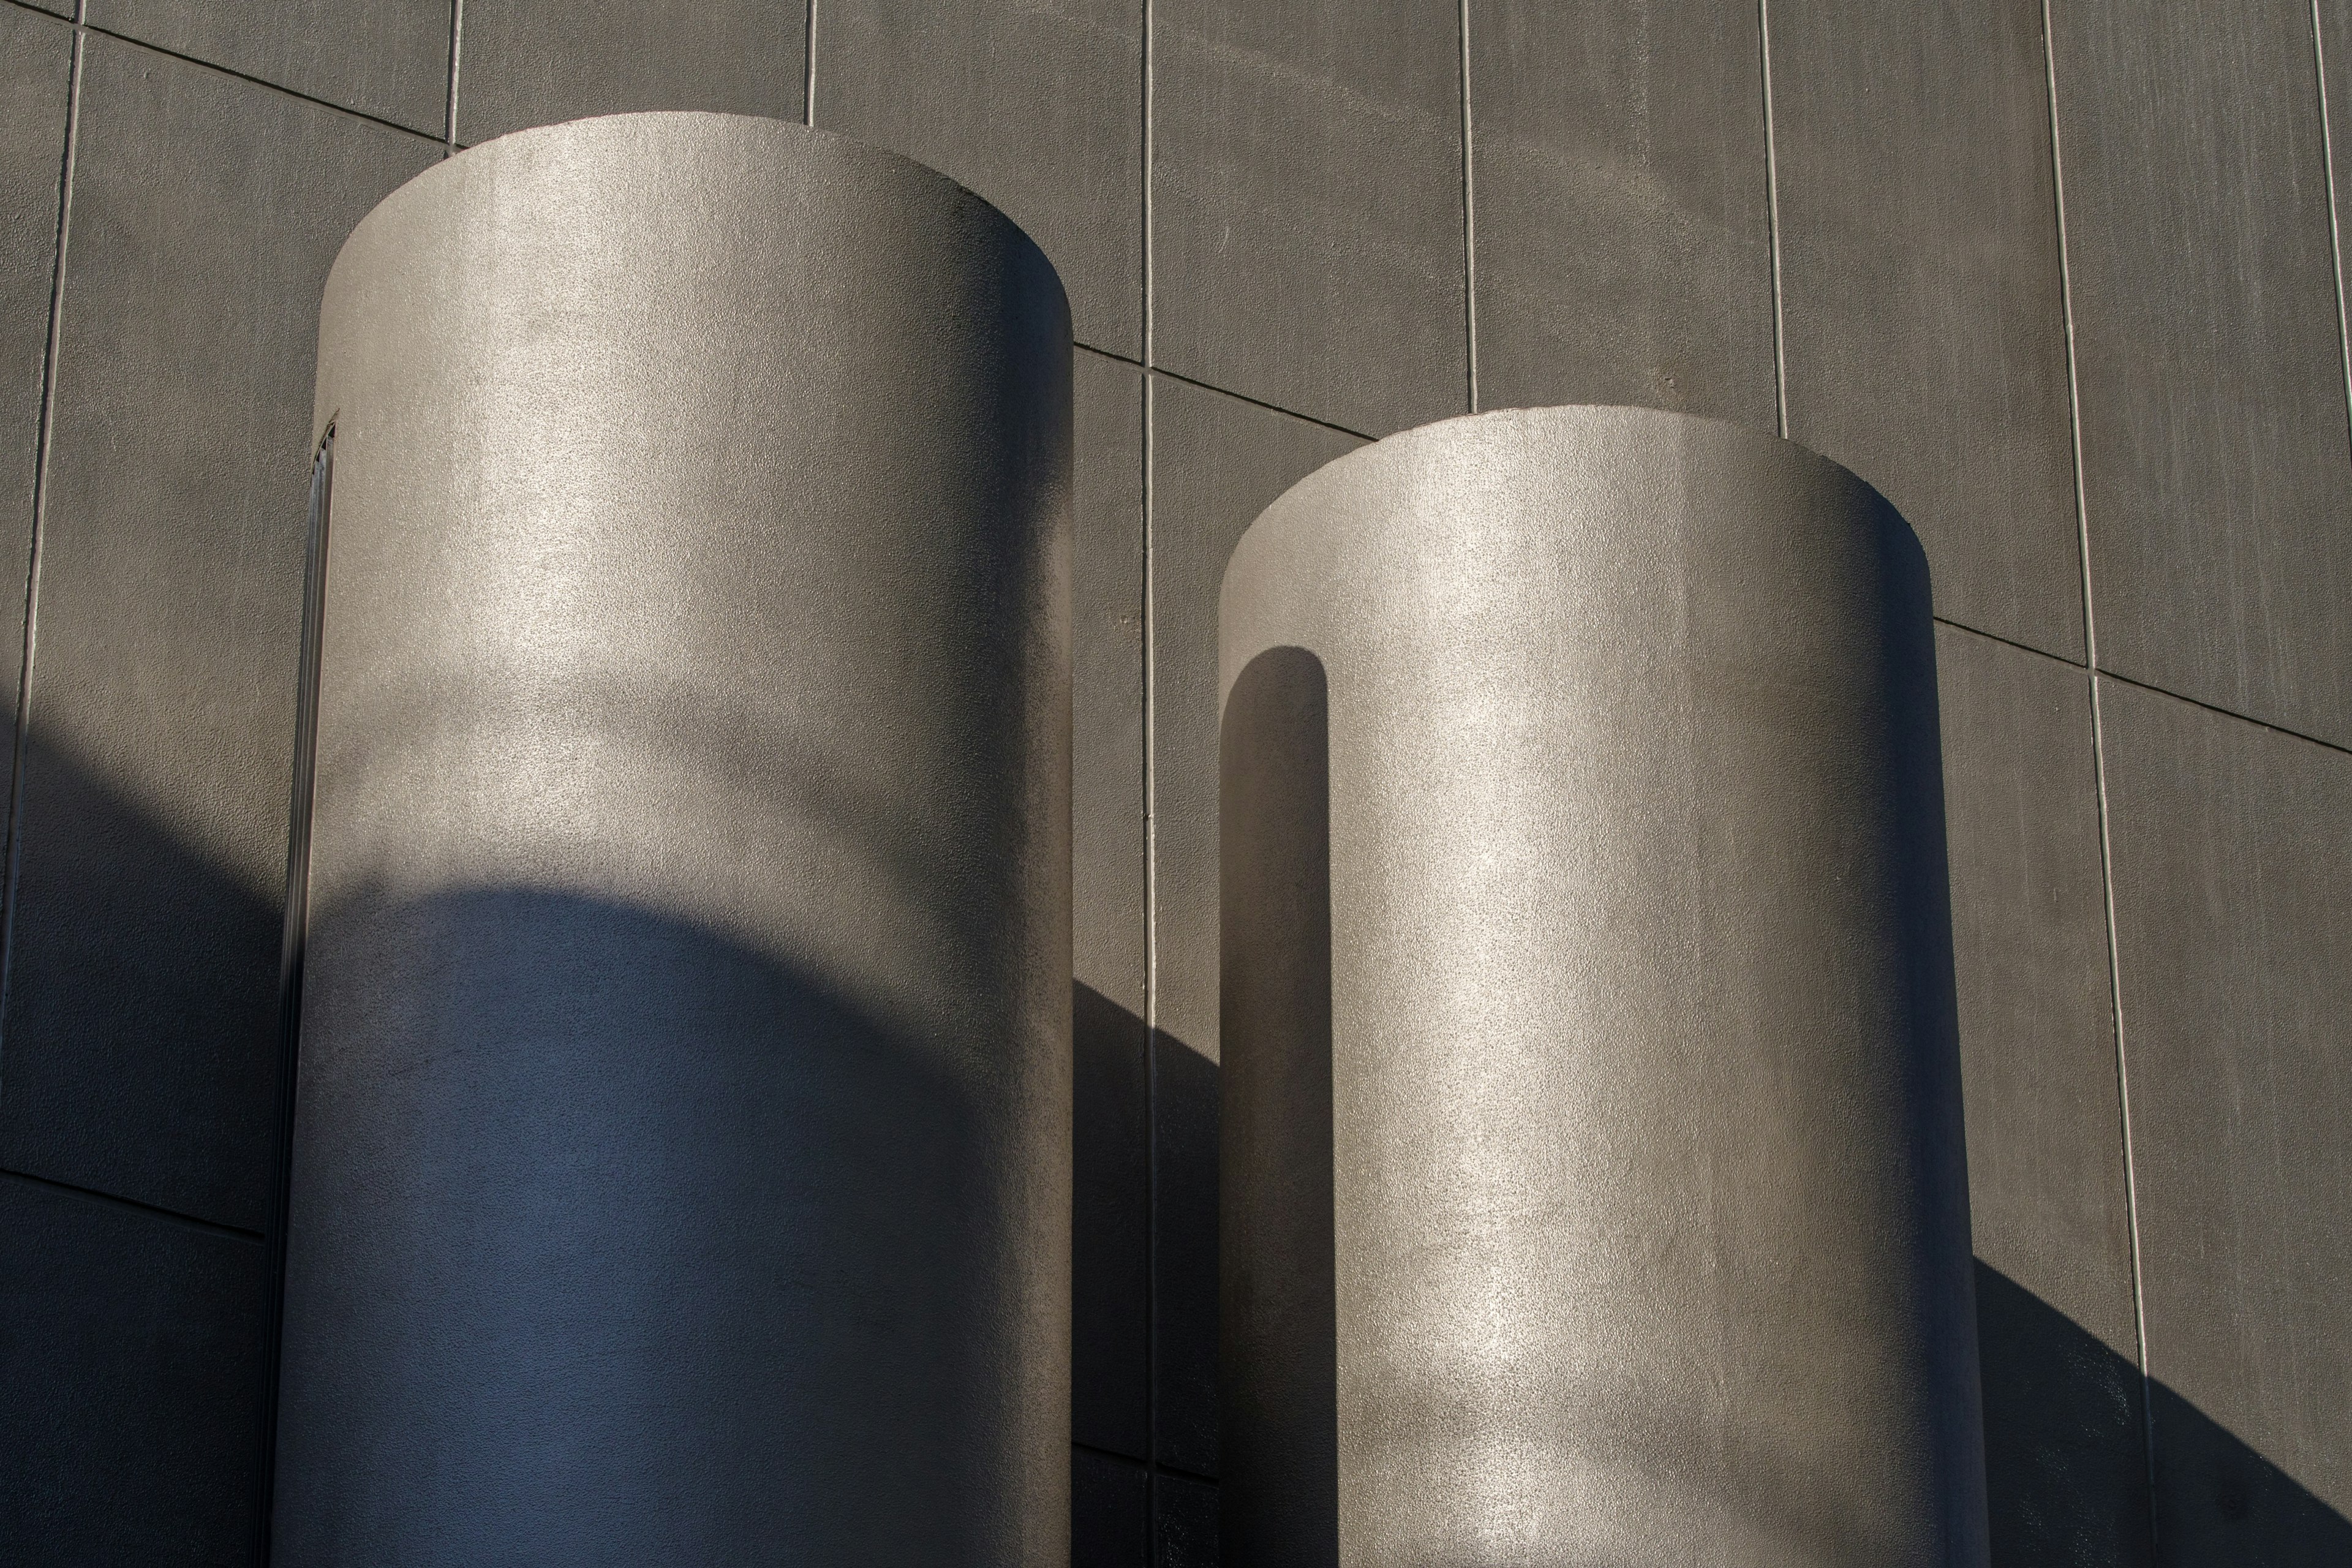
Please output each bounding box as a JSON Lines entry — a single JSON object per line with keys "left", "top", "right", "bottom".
{"left": 275, "top": 114, "right": 1072, "bottom": 1565}
{"left": 1219, "top": 406, "right": 1986, "bottom": 1566}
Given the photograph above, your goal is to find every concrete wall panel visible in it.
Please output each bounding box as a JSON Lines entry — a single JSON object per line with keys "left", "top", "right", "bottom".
{"left": 1467, "top": 0, "right": 1776, "bottom": 425}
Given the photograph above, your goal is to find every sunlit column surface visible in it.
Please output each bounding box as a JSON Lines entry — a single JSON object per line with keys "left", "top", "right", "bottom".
{"left": 1219, "top": 405, "right": 1986, "bottom": 1567}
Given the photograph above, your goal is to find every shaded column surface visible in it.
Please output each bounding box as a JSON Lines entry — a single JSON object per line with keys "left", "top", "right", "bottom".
{"left": 274, "top": 113, "right": 1072, "bottom": 1566}
{"left": 1218, "top": 405, "right": 1986, "bottom": 1566}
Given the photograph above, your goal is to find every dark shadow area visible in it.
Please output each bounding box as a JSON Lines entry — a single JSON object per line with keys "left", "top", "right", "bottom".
{"left": 1075, "top": 979, "right": 1152, "bottom": 1460}
{"left": 1153, "top": 1020, "right": 1223, "bottom": 1480}
{"left": 273, "top": 884, "right": 1029, "bottom": 1564}
{"left": 2148, "top": 1373, "right": 2352, "bottom": 1566}
{"left": 0, "top": 1171, "right": 270, "bottom": 1567}
{"left": 1975, "top": 1261, "right": 2157, "bottom": 1567}
{"left": 0, "top": 737, "right": 279, "bottom": 1567}
{"left": 1216, "top": 646, "right": 1336, "bottom": 1566}
{"left": 0, "top": 735, "right": 284, "bottom": 1232}
{"left": 1977, "top": 1260, "right": 2352, "bottom": 1566}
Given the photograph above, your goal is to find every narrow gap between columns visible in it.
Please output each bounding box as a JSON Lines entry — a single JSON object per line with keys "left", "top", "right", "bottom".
{"left": 804, "top": 0, "right": 818, "bottom": 127}
{"left": 1757, "top": 0, "right": 1788, "bottom": 439}
{"left": 2310, "top": 0, "right": 2352, "bottom": 466}
{"left": 0, "top": 24, "right": 82, "bottom": 1050}
{"left": 1458, "top": 0, "right": 1478, "bottom": 413}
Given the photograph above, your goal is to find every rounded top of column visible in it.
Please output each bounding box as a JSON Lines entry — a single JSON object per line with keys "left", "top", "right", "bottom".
{"left": 1218, "top": 403, "right": 1921, "bottom": 695}
{"left": 316, "top": 111, "right": 1069, "bottom": 444}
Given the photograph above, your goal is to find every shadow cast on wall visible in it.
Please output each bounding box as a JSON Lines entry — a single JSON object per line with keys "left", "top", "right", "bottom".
{"left": 1200, "top": 644, "right": 2352, "bottom": 1568}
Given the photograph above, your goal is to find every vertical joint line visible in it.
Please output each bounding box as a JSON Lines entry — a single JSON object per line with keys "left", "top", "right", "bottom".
{"left": 804, "top": 0, "right": 818, "bottom": 126}
{"left": 2312, "top": 1, "right": 2352, "bottom": 461}
{"left": 443, "top": 0, "right": 464, "bottom": 149}
{"left": 2, "top": 28, "right": 84, "bottom": 1044}
{"left": 1757, "top": 0, "right": 1788, "bottom": 438}
{"left": 1458, "top": 0, "right": 1479, "bottom": 413}
{"left": 2038, "top": 9, "right": 2152, "bottom": 1540}
{"left": 1141, "top": 0, "right": 1155, "bottom": 369}
{"left": 1139, "top": 369, "right": 1162, "bottom": 1499}
{"left": 2041, "top": 0, "right": 2098, "bottom": 671}
{"left": 2087, "top": 676, "right": 2160, "bottom": 1554}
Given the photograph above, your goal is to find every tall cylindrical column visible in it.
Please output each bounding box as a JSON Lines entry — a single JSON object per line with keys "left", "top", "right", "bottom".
{"left": 1218, "top": 406, "right": 1985, "bottom": 1566}
{"left": 274, "top": 114, "right": 1071, "bottom": 1565}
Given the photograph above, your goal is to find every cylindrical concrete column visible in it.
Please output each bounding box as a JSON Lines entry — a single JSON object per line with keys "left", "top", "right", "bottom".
{"left": 274, "top": 115, "right": 1071, "bottom": 1565}
{"left": 1218, "top": 406, "right": 1985, "bottom": 1566}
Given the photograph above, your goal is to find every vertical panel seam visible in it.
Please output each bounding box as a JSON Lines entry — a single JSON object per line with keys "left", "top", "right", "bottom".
{"left": 1458, "top": 0, "right": 1477, "bottom": 413}
{"left": 442, "top": 0, "right": 461, "bottom": 149}
{"left": 1139, "top": 0, "right": 1164, "bottom": 1526}
{"left": 804, "top": 0, "right": 816, "bottom": 126}
{"left": 2311, "top": 0, "right": 2352, "bottom": 461}
{"left": 2040, "top": 4, "right": 2159, "bottom": 1545}
{"left": 1757, "top": 0, "right": 1787, "bottom": 437}
{"left": 0, "top": 24, "right": 82, "bottom": 1073}
{"left": 1142, "top": 0, "right": 1155, "bottom": 369}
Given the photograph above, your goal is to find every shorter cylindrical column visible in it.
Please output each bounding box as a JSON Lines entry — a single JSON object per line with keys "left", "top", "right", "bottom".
{"left": 1218, "top": 405, "right": 1985, "bottom": 1566}
{"left": 274, "top": 115, "right": 1071, "bottom": 1565}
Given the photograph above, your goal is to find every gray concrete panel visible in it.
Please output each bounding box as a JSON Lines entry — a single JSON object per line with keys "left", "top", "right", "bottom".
{"left": 0, "top": 1175, "right": 270, "bottom": 1567}
{"left": 454, "top": 0, "right": 805, "bottom": 145}
{"left": 1152, "top": 0, "right": 1466, "bottom": 436}
{"left": 1467, "top": 0, "right": 1776, "bottom": 426}
{"left": 1219, "top": 407, "right": 1985, "bottom": 1565}
{"left": 2098, "top": 678, "right": 2352, "bottom": 1562}
{"left": 0, "top": 6, "right": 69, "bottom": 767}
{"left": 1147, "top": 375, "right": 1360, "bottom": 1477}
{"left": 1932, "top": 625, "right": 2151, "bottom": 1566}
{"left": 2050, "top": 1, "right": 2352, "bottom": 745}
{"left": 87, "top": 0, "right": 453, "bottom": 135}
{"left": 1, "top": 37, "right": 437, "bottom": 1231}
{"left": 1072, "top": 350, "right": 1150, "bottom": 1459}
{"left": 820, "top": 0, "right": 1144, "bottom": 358}
{"left": 276, "top": 114, "right": 1072, "bottom": 1564}
{"left": 1772, "top": 0, "right": 2085, "bottom": 661}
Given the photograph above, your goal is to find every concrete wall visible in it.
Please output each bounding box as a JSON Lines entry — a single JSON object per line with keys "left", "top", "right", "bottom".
{"left": 0, "top": 2, "right": 2342, "bottom": 1564}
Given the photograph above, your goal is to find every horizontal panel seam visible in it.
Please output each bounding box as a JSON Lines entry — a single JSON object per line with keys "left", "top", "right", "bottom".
{"left": 1, "top": 1165, "right": 266, "bottom": 1242}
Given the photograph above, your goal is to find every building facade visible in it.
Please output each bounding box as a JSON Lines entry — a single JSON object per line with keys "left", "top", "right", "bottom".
{"left": 0, "top": 1, "right": 2344, "bottom": 1562}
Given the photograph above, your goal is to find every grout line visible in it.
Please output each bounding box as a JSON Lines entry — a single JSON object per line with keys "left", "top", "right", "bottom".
{"left": 2086, "top": 671, "right": 2162, "bottom": 1554}
{"left": 1142, "top": 0, "right": 1155, "bottom": 368}
{"left": 1, "top": 1165, "right": 268, "bottom": 1242}
{"left": 74, "top": 21, "right": 444, "bottom": 146}
{"left": 1140, "top": 368, "right": 1163, "bottom": 1501}
{"left": 2092, "top": 665, "right": 2352, "bottom": 758}
{"left": 443, "top": 0, "right": 462, "bottom": 149}
{"left": 2311, "top": 0, "right": 2352, "bottom": 467}
{"left": 1932, "top": 616, "right": 2347, "bottom": 755}
{"left": 1931, "top": 614, "right": 2088, "bottom": 671}
{"left": 1149, "top": 364, "right": 1374, "bottom": 443}
{"left": 1757, "top": 0, "right": 1789, "bottom": 439}
{"left": 0, "top": 26, "right": 79, "bottom": 1082}
{"left": 1458, "top": 0, "right": 1479, "bottom": 413}
{"left": 2041, "top": 6, "right": 2156, "bottom": 1541}
{"left": 804, "top": 0, "right": 817, "bottom": 126}
{"left": 2041, "top": 0, "right": 2099, "bottom": 674}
